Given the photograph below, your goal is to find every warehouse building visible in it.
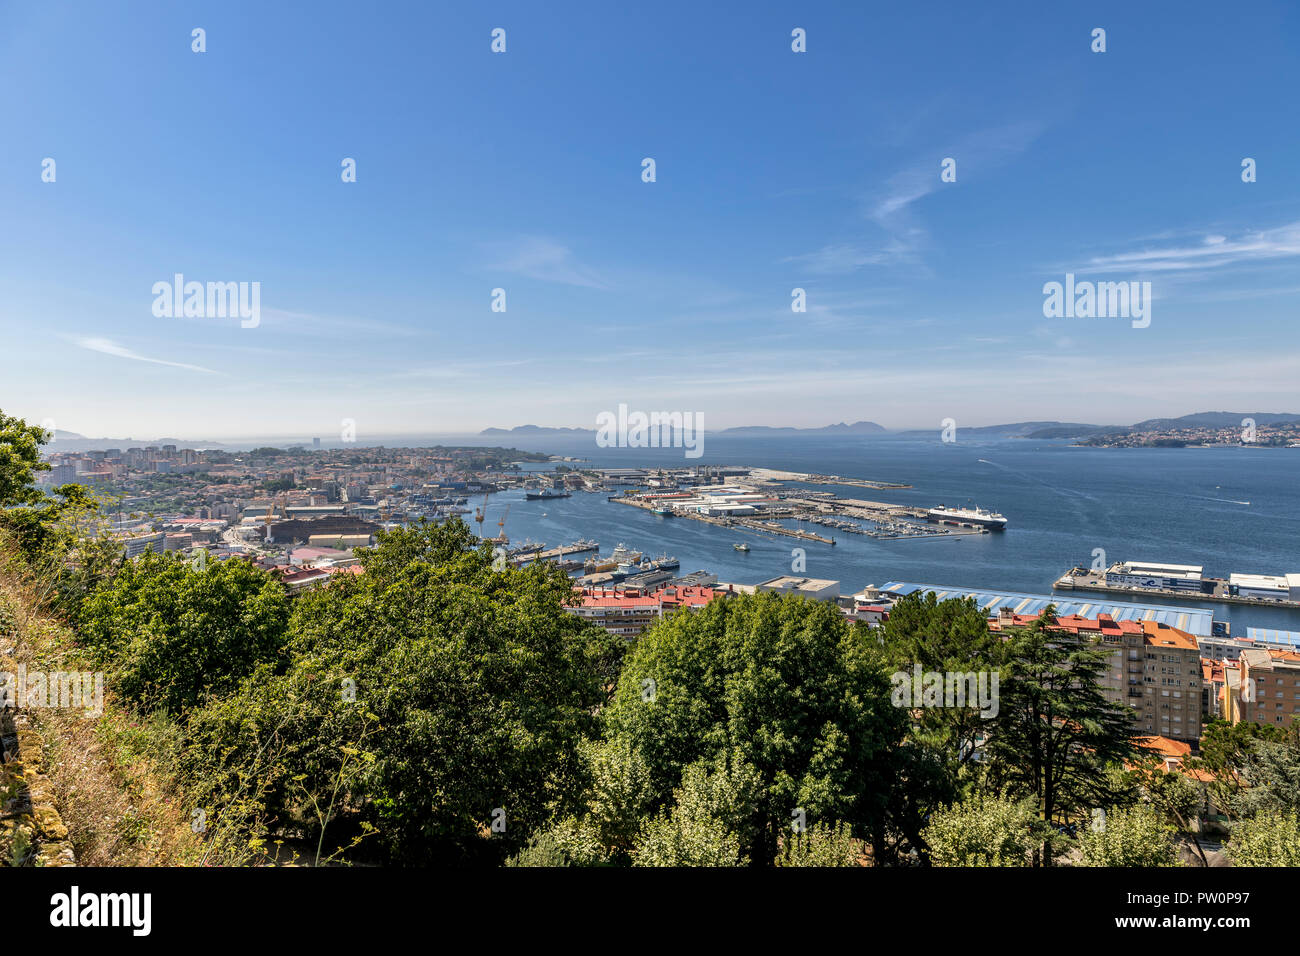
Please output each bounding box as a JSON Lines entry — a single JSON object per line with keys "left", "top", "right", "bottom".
{"left": 1105, "top": 560, "right": 1207, "bottom": 593}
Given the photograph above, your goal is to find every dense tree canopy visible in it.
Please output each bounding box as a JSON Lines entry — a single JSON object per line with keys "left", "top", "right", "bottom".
{"left": 185, "top": 520, "right": 625, "bottom": 864}
{"left": 0, "top": 410, "right": 50, "bottom": 507}
{"left": 78, "top": 550, "right": 291, "bottom": 714}
{"left": 602, "top": 590, "right": 905, "bottom": 865}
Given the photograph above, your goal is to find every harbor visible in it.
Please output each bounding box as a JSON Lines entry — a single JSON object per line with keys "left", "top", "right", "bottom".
{"left": 608, "top": 484, "right": 994, "bottom": 546}
{"left": 457, "top": 444, "right": 1300, "bottom": 634}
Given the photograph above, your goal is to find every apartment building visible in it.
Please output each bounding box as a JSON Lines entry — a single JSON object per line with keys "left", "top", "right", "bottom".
{"left": 567, "top": 584, "right": 720, "bottom": 639}
{"left": 991, "top": 610, "right": 1203, "bottom": 744}
{"left": 1231, "top": 647, "right": 1300, "bottom": 728}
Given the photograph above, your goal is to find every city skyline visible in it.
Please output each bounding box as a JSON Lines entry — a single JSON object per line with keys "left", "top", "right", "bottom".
{"left": 3, "top": 1, "right": 1298, "bottom": 436}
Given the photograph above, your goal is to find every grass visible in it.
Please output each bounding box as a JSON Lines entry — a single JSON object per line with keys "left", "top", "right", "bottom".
{"left": 0, "top": 577, "right": 205, "bottom": 866}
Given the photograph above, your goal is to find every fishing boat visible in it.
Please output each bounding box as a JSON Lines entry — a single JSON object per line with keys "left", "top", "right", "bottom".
{"left": 733, "top": 543, "right": 750, "bottom": 552}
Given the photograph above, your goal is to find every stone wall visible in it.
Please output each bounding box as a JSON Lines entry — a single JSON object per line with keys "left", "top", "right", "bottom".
{"left": 0, "top": 606, "right": 75, "bottom": 867}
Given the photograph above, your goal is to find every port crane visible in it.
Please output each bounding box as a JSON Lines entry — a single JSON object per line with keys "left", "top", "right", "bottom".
{"left": 474, "top": 492, "right": 490, "bottom": 537}
{"left": 495, "top": 504, "right": 511, "bottom": 545}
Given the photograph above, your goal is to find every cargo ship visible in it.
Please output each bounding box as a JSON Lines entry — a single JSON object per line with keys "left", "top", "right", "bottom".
{"left": 926, "top": 505, "right": 1007, "bottom": 531}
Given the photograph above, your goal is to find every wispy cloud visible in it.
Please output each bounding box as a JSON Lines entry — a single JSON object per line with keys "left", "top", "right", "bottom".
{"left": 868, "top": 121, "right": 1044, "bottom": 226}
{"left": 67, "top": 336, "right": 218, "bottom": 374}
{"left": 788, "top": 121, "right": 1044, "bottom": 275}
{"left": 784, "top": 235, "right": 925, "bottom": 274}
{"left": 1081, "top": 222, "right": 1300, "bottom": 275}
{"left": 486, "top": 236, "right": 608, "bottom": 289}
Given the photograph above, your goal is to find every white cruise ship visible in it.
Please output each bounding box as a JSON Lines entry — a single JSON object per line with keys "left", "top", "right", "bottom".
{"left": 926, "top": 505, "right": 1007, "bottom": 531}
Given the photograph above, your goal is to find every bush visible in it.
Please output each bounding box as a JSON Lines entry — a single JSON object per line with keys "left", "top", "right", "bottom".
{"left": 78, "top": 551, "right": 290, "bottom": 714}
{"left": 1227, "top": 809, "right": 1300, "bottom": 866}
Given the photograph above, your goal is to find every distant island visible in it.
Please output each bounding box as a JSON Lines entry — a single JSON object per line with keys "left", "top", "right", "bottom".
{"left": 481, "top": 420, "right": 887, "bottom": 437}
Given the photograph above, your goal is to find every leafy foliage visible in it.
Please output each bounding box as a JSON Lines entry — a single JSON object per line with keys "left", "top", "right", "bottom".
{"left": 1077, "top": 804, "right": 1179, "bottom": 867}
{"left": 1226, "top": 809, "right": 1300, "bottom": 866}
{"left": 602, "top": 591, "right": 905, "bottom": 865}
{"left": 78, "top": 551, "right": 291, "bottom": 714}
{"left": 184, "top": 519, "right": 622, "bottom": 865}
{"left": 923, "top": 795, "right": 1046, "bottom": 866}
{"left": 0, "top": 411, "right": 50, "bottom": 507}
{"left": 984, "top": 609, "right": 1139, "bottom": 864}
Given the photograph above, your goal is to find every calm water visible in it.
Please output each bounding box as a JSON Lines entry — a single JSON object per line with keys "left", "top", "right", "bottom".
{"left": 462, "top": 435, "right": 1300, "bottom": 634}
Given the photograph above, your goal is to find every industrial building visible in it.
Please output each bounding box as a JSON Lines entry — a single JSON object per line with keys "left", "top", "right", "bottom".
{"left": 757, "top": 576, "right": 840, "bottom": 601}
{"left": 1228, "top": 572, "right": 1300, "bottom": 601}
{"left": 878, "top": 582, "right": 1215, "bottom": 637}
{"left": 1105, "top": 560, "right": 1207, "bottom": 593}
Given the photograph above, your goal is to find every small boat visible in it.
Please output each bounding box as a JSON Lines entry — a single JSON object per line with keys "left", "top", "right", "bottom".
{"left": 733, "top": 543, "right": 750, "bottom": 552}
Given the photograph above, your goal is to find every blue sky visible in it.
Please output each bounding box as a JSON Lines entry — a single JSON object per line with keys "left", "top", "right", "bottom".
{"left": 2, "top": 0, "right": 1298, "bottom": 439}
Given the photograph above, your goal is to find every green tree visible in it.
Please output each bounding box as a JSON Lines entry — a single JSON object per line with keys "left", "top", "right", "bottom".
{"left": 984, "top": 608, "right": 1139, "bottom": 865}
{"left": 777, "top": 821, "right": 863, "bottom": 867}
{"left": 0, "top": 411, "right": 50, "bottom": 507}
{"left": 1186, "top": 719, "right": 1297, "bottom": 821}
{"left": 506, "top": 817, "right": 605, "bottom": 867}
{"left": 79, "top": 551, "right": 291, "bottom": 714}
{"left": 878, "top": 591, "right": 1004, "bottom": 772}
{"left": 923, "top": 795, "right": 1046, "bottom": 866}
{"left": 602, "top": 591, "right": 905, "bottom": 866}
{"left": 1235, "top": 735, "right": 1300, "bottom": 817}
{"left": 875, "top": 591, "right": 1005, "bottom": 860}
{"left": 1226, "top": 809, "right": 1300, "bottom": 866}
{"left": 1077, "top": 804, "right": 1180, "bottom": 867}
{"left": 189, "top": 519, "right": 623, "bottom": 865}
{"left": 633, "top": 758, "right": 757, "bottom": 867}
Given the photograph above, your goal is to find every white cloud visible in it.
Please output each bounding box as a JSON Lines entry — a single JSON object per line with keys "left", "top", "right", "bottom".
{"left": 486, "top": 236, "right": 608, "bottom": 289}
{"left": 67, "top": 336, "right": 218, "bottom": 374}
{"left": 1082, "top": 222, "right": 1300, "bottom": 275}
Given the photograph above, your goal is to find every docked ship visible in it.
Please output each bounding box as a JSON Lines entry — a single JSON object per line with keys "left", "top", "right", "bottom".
{"left": 926, "top": 505, "right": 1007, "bottom": 531}
{"left": 526, "top": 487, "right": 572, "bottom": 501}
{"left": 610, "top": 543, "right": 643, "bottom": 564}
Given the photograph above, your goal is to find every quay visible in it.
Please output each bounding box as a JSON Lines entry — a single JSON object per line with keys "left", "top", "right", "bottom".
{"left": 1054, "top": 567, "right": 1300, "bottom": 610}
{"left": 513, "top": 540, "right": 600, "bottom": 561}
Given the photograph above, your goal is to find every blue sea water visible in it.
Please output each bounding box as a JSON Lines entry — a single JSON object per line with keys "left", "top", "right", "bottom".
{"left": 451, "top": 434, "right": 1300, "bottom": 634}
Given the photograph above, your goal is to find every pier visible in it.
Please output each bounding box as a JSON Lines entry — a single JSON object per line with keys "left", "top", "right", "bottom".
{"left": 512, "top": 540, "right": 600, "bottom": 562}
{"left": 1053, "top": 568, "right": 1300, "bottom": 610}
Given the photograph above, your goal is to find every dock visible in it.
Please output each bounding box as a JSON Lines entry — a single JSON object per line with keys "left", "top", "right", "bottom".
{"left": 1053, "top": 568, "right": 1300, "bottom": 610}
{"left": 514, "top": 541, "right": 600, "bottom": 562}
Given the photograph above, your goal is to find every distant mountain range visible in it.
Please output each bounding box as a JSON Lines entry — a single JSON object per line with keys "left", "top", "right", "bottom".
{"left": 482, "top": 412, "right": 1300, "bottom": 440}
{"left": 479, "top": 425, "right": 596, "bottom": 436}
{"left": 480, "top": 421, "right": 887, "bottom": 437}
{"left": 44, "top": 432, "right": 229, "bottom": 451}
{"left": 45, "top": 412, "right": 1300, "bottom": 453}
